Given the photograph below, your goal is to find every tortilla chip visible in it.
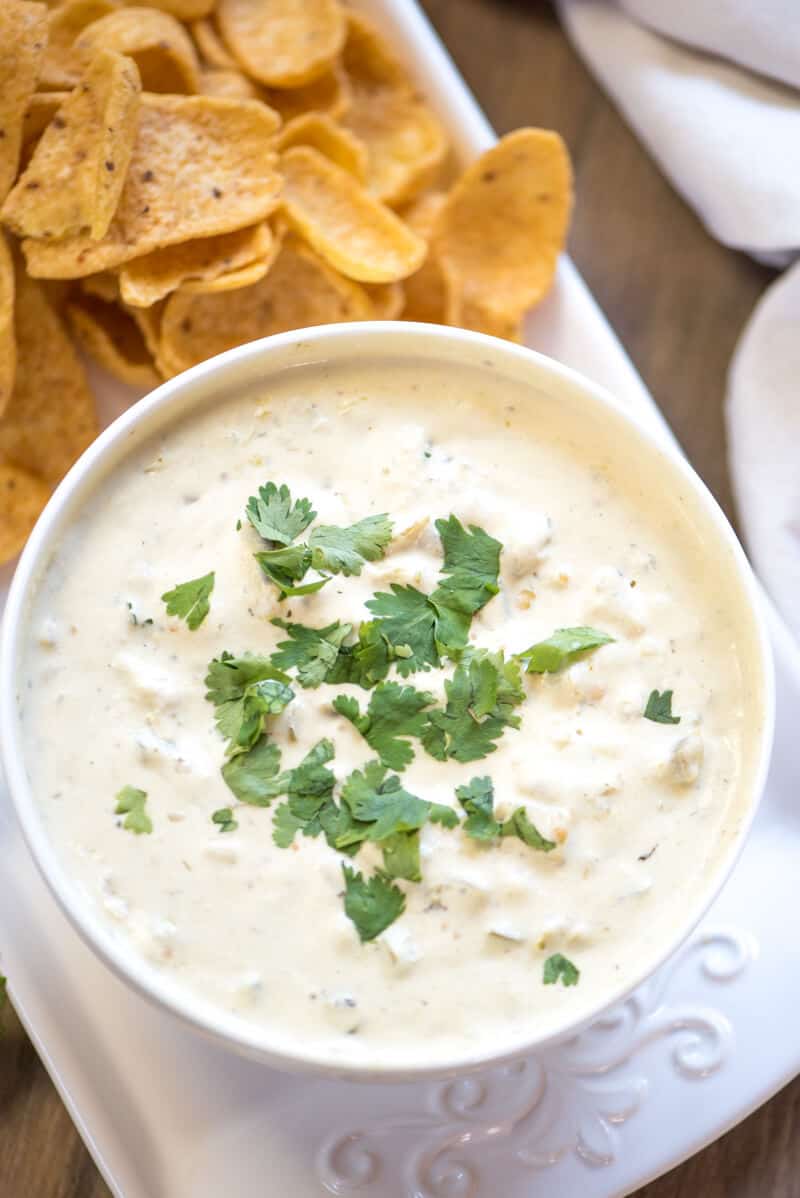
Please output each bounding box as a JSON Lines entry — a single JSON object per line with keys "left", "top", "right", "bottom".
{"left": 0, "top": 270, "right": 97, "bottom": 484}
{"left": 20, "top": 93, "right": 68, "bottom": 169}
{"left": 0, "top": 232, "right": 15, "bottom": 416}
{"left": 0, "top": 462, "right": 50, "bottom": 563}
{"left": 398, "top": 190, "right": 447, "bottom": 324}
{"left": 39, "top": 0, "right": 118, "bottom": 91}
{"left": 66, "top": 293, "right": 159, "bottom": 386}
{"left": 277, "top": 113, "right": 367, "bottom": 181}
{"left": 264, "top": 64, "right": 349, "bottom": 123}
{"left": 3, "top": 52, "right": 141, "bottom": 242}
{"left": 136, "top": 0, "right": 214, "bottom": 21}
{"left": 341, "top": 14, "right": 448, "bottom": 207}
{"left": 0, "top": 2, "right": 48, "bottom": 202}
{"left": 160, "top": 234, "right": 371, "bottom": 374}
{"left": 125, "top": 297, "right": 166, "bottom": 371}
{"left": 279, "top": 145, "right": 425, "bottom": 283}
{"left": 74, "top": 7, "right": 200, "bottom": 94}
{"left": 217, "top": 0, "right": 346, "bottom": 88}
{"left": 119, "top": 222, "right": 272, "bottom": 307}
{"left": 80, "top": 271, "right": 120, "bottom": 302}
{"left": 432, "top": 129, "right": 573, "bottom": 329}
{"left": 199, "top": 67, "right": 261, "bottom": 100}
{"left": 364, "top": 281, "right": 403, "bottom": 320}
{"left": 22, "top": 95, "right": 282, "bottom": 278}
{"left": 179, "top": 254, "right": 273, "bottom": 294}
{"left": 190, "top": 16, "right": 239, "bottom": 69}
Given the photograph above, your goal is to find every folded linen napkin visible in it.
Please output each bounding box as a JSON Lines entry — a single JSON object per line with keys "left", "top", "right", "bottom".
{"left": 557, "top": 0, "right": 800, "bottom": 642}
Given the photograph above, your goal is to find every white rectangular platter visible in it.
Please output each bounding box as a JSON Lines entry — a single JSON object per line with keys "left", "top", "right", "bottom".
{"left": 2, "top": 2, "right": 800, "bottom": 1196}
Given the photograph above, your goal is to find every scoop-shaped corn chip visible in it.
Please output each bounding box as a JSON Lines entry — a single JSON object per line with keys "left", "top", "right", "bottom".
{"left": 39, "top": 0, "right": 118, "bottom": 91}
{"left": 125, "top": 297, "right": 166, "bottom": 372}
{"left": 190, "top": 16, "right": 238, "bottom": 69}
{"left": 119, "top": 222, "right": 271, "bottom": 307}
{"left": 22, "top": 96, "right": 282, "bottom": 278}
{"left": 217, "top": 0, "right": 346, "bottom": 89}
{"left": 66, "top": 294, "right": 159, "bottom": 386}
{"left": 0, "top": 271, "right": 97, "bottom": 484}
{"left": 0, "top": 233, "right": 15, "bottom": 416}
{"left": 432, "top": 129, "right": 572, "bottom": 329}
{"left": 21, "top": 93, "right": 69, "bottom": 168}
{"left": 397, "top": 190, "right": 447, "bottom": 324}
{"left": 364, "top": 281, "right": 403, "bottom": 320}
{"left": 0, "top": 462, "right": 50, "bottom": 563}
{"left": 74, "top": 7, "right": 200, "bottom": 94}
{"left": 160, "top": 234, "right": 370, "bottom": 374}
{"left": 3, "top": 52, "right": 141, "bottom": 242}
{"left": 279, "top": 146, "right": 425, "bottom": 283}
{"left": 80, "top": 271, "right": 120, "bottom": 302}
{"left": 264, "top": 65, "right": 349, "bottom": 123}
{"left": 277, "top": 113, "right": 367, "bottom": 181}
{"left": 199, "top": 67, "right": 261, "bottom": 100}
{"left": 341, "top": 14, "right": 448, "bottom": 207}
{"left": 179, "top": 253, "right": 274, "bottom": 295}
{"left": 136, "top": 0, "right": 214, "bottom": 22}
{"left": 0, "top": 2, "right": 48, "bottom": 202}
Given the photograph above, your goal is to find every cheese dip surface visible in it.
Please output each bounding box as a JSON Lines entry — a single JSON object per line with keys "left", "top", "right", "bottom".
{"left": 20, "top": 352, "right": 765, "bottom": 1069}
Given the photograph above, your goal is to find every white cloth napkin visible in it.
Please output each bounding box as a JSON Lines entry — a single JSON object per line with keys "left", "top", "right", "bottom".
{"left": 557, "top": 0, "right": 800, "bottom": 642}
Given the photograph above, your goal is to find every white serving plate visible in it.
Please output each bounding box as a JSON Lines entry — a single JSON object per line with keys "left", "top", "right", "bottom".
{"left": 2, "top": 2, "right": 799, "bottom": 1194}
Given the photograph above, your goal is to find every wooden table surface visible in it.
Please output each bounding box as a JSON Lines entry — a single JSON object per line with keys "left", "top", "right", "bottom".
{"left": 0, "top": 1, "right": 790, "bottom": 1194}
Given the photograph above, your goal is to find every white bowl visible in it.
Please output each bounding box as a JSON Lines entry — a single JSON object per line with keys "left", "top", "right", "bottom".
{"left": 0, "top": 322, "right": 775, "bottom": 1080}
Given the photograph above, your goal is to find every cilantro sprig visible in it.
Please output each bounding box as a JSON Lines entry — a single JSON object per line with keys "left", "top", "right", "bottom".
{"left": 644, "top": 689, "right": 680, "bottom": 724}
{"left": 205, "top": 652, "right": 293, "bottom": 754}
{"left": 161, "top": 571, "right": 215, "bottom": 630}
{"left": 342, "top": 864, "right": 406, "bottom": 941}
{"left": 246, "top": 481, "right": 316, "bottom": 545}
{"left": 333, "top": 681, "right": 435, "bottom": 770}
{"left": 518, "top": 626, "right": 613, "bottom": 673}
{"left": 309, "top": 514, "right": 393, "bottom": 576}
{"left": 543, "top": 953, "right": 580, "bottom": 987}
{"left": 115, "top": 785, "right": 152, "bottom": 835}
{"left": 423, "top": 649, "right": 524, "bottom": 763}
{"left": 456, "top": 776, "right": 556, "bottom": 851}
{"left": 212, "top": 807, "right": 238, "bottom": 833}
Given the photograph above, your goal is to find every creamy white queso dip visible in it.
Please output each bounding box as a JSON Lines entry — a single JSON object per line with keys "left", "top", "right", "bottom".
{"left": 21, "top": 354, "right": 764, "bottom": 1068}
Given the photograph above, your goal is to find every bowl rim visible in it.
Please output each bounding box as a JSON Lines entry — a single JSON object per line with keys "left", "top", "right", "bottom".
{"left": 0, "top": 320, "right": 776, "bottom": 1081}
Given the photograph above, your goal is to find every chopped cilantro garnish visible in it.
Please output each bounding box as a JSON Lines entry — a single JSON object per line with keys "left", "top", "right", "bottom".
{"left": 365, "top": 583, "right": 439, "bottom": 675}
{"left": 333, "top": 681, "right": 435, "bottom": 770}
{"left": 270, "top": 740, "right": 338, "bottom": 846}
{"left": 380, "top": 831, "right": 422, "bottom": 882}
{"left": 114, "top": 785, "right": 152, "bottom": 835}
{"left": 270, "top": 618, "right": 354, "bottom": 688}
{"left": 205, "top": 652, "right": 290, "bottom": 705}
{"left": 363, "top": 518, "right": 502, "bottom": 673}
{"left": 501, "top": 807, "right": 556, "bottom": 852}
{"left": 245, "top": 481, "right": 316, "bottom": 545}
{"left": 212, "top": 807, "right": 238, "bottom": 833}
{"left": 456, "top": 777, "right": 555, "bottom": 851}
{"left": 161, "top": 571, "right": 215, "bottom": 630}
{"left": 309, "top": 514, "right": 393, "bottom": 576}
{"left": 341, "top": 620, "right": 395, "bottom": 687}
{"left": 205, "top": 652, "right": 291, "bottom": 752}
{"left": 518, "top": 626, "right": 613, "bottom": 673}
{"left": 342, "top": 864, "right": 406, "bottom": 941}
{"left": 272, "top": 803, "right": 306, "bottom": 848}
{"left": 543, "top": 953, "right": 580, "bottom": 987}
{"left": 429, "top": 516, "right": 501, "bottom": 653}
{"left": 423, "top": 649, "right": 524, "bottom": 762}
{"left": 456, "top": 776, "right": 501, "bottom": 840}
{"left": 644, "top": 689, "right": 681, "bottom": 724}
{"left": 339, "top": 760, "right": 456, "bottom": 841}
{"left": 221, "top": 738, "right": 289, "bottom": 806}
{"left": 254, "top": 545, "right": 329, "bottom": 599}
{"left": 235, "top": 678, "right": 294, "bottom": 752}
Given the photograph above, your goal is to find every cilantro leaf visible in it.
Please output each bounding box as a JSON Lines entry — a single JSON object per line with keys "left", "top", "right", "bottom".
{"left": 212, "top": 807, "right": 238, "bottom": 833}
{"left": 423, "top": 649, "right": 524, "bottom": 763}
{"left": 340, "top": 760, "right": 433, "bottom": 839}
{"left": 543, "top": 953, "right": 580, "bottom": 987}
{"left": 272, "top": 802, "right": 305, "bottom": 848}
{"left": 501, "top": 807, "right": 556, "bottom": 852}
{"left": 518, "top": 626, "right": 613, "bottom": 673}
{"left": 430, "top": 516, "right": 501, "bottom": 653}
{"left": 234, "top": 679, "right": 294, "bottom": 752}
{"left": 644, "top": 689, "right": 681, "bottom": 724}
{"left": 205, "top": 653, "right": 291, "bottom": 751}
{"left": 365, "top": 584, "right": 439, "bottom": 675}
{"left": 270, "top": 618, "right": 353, "bottom": 688}
{"left": 381, "top": 831, "right": 421, "bottom": 882}
{"left": 456, "top": 776, "right": 502, "bottom": 841}
{"left": 254, "top": 545, "right": 329, "bottom": 599}
{"left": 205, "top": 652, "right": 290, "bottom": 706}
{"left": 222, "top": 738, "right": 289, "bottom": 806}
{"left": 245, "top": 481, "right": 316, "bottom": 546}
{"left": 309, "top": 514, "right": 393, "bottom": 576}
{"left": 114, "top": 785, "right": 152, "bottom": 835}
{"left": 161, "top": 571, "right": 215, "bottom": 630}
{"left": 332, "top": 681, "right": 434, "bottom": 770}
{"left": 271, "top": 740, "right": 338, "bottom": 845}
{"left": 342, "top": 864, "right": 406, "bottom": 942}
